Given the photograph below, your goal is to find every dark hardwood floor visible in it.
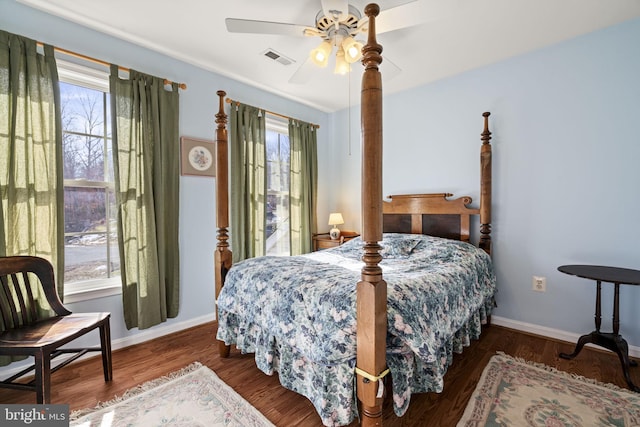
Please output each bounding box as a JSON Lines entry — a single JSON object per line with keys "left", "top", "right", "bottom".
{"left": 0, "top": 322, "right": 637, "bottom": 426}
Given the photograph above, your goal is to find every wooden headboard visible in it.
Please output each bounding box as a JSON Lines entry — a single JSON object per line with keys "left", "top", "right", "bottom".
{"left": 383, "top": 193, "right": 479, "bottom": 242}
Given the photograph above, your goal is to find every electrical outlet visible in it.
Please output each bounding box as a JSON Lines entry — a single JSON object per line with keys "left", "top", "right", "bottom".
{"left": 532, "top": 276, "right": 546, "bottom": 292}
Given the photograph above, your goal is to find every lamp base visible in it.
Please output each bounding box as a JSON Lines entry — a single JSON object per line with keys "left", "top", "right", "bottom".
{"left": 329, "top": 227, "right": 341, "bottom": 240}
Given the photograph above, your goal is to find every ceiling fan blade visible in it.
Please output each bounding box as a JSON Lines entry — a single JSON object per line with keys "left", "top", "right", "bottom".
{"left": 381, "top": 57, "right": 402, "bottom": 81}
{"left": 288, "top": 57, "right": 317, "bottom": 84}
{"left": 320, "top": 0, "right": 350, "bottom": 23}
{"left": 376, "top": 0, "right": 465, "bottom": 34}
{"left": 226, "top": 18, "right": 311, "bottom": 37}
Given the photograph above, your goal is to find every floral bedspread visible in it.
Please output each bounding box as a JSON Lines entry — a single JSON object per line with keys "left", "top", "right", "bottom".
{"left": 216, "top": 233, "right": 497, "bottom": 426}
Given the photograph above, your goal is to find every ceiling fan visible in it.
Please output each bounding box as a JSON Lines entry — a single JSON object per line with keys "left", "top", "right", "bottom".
{"left": 225, "top": 0, "right": 444, "bottom": 83}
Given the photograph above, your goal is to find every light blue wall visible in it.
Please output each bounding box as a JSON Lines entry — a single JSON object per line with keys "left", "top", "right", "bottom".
{"left": 0, "top": 1, "right": 330, "bottom": 348}
{"left": 331, "top": 18, "right": 640, "bottom": 345}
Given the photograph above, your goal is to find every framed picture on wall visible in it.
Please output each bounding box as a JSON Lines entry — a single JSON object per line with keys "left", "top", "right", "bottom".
{"left": 180, "top": 136, "right": 215, "bottom": 177}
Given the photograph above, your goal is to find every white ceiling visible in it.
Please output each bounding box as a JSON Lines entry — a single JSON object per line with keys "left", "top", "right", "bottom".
{"left": 17, "top": 0, "right": 640, "bottom": 112}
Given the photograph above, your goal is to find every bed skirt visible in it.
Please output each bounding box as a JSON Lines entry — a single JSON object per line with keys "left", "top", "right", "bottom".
{"left": 217, "top": 296, "right": 494, "bottom": 427}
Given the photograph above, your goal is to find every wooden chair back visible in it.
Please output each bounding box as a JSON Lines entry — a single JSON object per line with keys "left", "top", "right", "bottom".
{"left": 0, "top": 256, "right": 71, "bottom": 332}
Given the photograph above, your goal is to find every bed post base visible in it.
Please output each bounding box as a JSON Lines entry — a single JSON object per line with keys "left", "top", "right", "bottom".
{"left": 214, "top": 90, "right": 232, "bottom": 358}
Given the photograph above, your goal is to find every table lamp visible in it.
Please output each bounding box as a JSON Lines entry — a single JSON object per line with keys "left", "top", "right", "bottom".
{"left": 328, "top": 213, "right": 344, "bottom": 240}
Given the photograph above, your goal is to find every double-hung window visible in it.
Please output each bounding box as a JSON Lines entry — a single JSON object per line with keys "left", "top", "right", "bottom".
{"left": 265, "top": 116, "right": 290, "bottom": 256}
{"left": 57, "top": 60, "right": 120, "bottom": 302}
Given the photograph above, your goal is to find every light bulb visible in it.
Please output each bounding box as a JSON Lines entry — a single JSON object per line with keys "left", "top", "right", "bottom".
{"left": 342, "top": 37, "right": 363, "bottom": 64}
{"left": 310, "top": 41, "right": 332, "bottom": 67}
{"left": 334, "top": 50, "right": 350, "bottom": 75}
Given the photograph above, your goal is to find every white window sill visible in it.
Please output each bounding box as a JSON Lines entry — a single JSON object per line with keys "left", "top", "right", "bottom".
{"left": 64, "top": 277, "right": 122, "bottom": 304}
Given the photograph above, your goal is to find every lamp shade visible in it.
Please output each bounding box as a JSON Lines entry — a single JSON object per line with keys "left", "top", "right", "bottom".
{"left": 328, "top": 212, "right": 344, "bottom": 226}
{"left": 334, "top": 50, "right": 350, "bottom": 75}
{"left": 342, "top": 37, "right": 363, "bottom": 63}
{"left": 310, "top": 41, "right": 332, "bottom": 67}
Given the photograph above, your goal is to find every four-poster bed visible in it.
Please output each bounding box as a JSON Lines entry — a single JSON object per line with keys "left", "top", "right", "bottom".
{"left": 213, "top": 4, "right": 495, "bottom": 427}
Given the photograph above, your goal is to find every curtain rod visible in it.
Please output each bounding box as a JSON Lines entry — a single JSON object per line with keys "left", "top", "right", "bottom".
{"left": 37, "top": 42, "right": 187, "bottom": 90}
{"left": 225, "top": 97, "right": 319, "bottom": 129}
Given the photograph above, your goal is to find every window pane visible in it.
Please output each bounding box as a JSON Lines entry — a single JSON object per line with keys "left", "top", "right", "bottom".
{"left": 266, "top": 192, "right": 290, "bottom": 256}
{"left": 266, "top": 129, "right": 290, "bottom": 256}
{"left": 60, "top": 82, "right": 107, "bottom": 136}
{"left": 63, "top": 187, "right": 119, "bottom": 283}
{"left": 62, "top": 133, "right": 106, "bottom": 181}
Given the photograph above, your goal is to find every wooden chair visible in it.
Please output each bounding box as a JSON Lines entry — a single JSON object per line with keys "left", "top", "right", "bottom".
{"left": 0, "top": 256, "right": 112, "bottom": 403}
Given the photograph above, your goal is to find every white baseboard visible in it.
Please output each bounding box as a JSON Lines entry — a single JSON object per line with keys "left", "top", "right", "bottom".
{"left": 110, "top": 313, "right": 216, "bottom": 351}
{"left": 491, "top": 315, "right": 640, "bottom": 358}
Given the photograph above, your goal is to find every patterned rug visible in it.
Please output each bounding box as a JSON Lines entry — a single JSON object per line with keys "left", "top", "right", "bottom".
{"left": 458, "top": 352, "right": 640, "bottom": 426}
{"left": 70, "top": 362, "right": 274, "bottom": 426}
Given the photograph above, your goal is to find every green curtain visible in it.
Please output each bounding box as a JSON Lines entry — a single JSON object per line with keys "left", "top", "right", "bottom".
{"left": 288, "top": 120, "right": 317, "bottom": 255}
{"left": 109, "top": 65, "right": 180, "bottom": 330}
{"left": 0, "top": 30, "right": 63, "bottom": 289}
{"left": 0, "top": 30, "right": 63, "bottom": 365}
{"left": 229, "top": 103, "right": 266, "bottom": 262}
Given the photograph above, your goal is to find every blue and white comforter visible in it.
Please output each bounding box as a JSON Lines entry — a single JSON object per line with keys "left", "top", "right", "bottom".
{"left": 216, "top": 233, "right": 496, "bottom": 426}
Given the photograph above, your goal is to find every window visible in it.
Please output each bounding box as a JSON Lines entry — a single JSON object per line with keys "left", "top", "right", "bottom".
{"left": 58, "top": 60, "right": 120, "bottom": 302}
{"left": 265, "top": 117, "right": 290, "bottom": 256}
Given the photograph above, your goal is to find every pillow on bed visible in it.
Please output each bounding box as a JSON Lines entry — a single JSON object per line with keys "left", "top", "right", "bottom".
{"left": 380, "top": 234, "right": 423, "bottom": 258}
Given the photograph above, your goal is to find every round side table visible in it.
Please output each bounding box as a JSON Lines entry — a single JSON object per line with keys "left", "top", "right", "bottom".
{"left": 558, "top": 264, "right": 640, "bottom": 392}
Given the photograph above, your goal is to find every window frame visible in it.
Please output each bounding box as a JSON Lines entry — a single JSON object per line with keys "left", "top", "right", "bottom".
{"left": 57, "top": 59, "right": 122, "bottom": 303}
{"left": 265, "top": 115, "right": 291, "bottom": 256}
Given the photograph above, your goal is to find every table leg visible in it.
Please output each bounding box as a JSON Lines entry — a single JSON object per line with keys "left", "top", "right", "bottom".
{"left": 559, "top": 332, "right": 592, "bottom": 360}
{"left": 560, "top": 331, "right": 638, "bottom": 389}
{"left": 560, "top": 280, "right": 603, "bottom": 360}
{"left": 611, "top": 335, "right": 640, "bottom": 392}
{"left": 595, "top": 280, "right": 602, "bottom": 332}
{"left": 613, "top": 283, "right": 620, "bottom": 335}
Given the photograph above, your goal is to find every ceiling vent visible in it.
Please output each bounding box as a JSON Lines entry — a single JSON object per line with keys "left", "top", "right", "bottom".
{"left": 262, "top": 49, "right": 295, "bottom": 66}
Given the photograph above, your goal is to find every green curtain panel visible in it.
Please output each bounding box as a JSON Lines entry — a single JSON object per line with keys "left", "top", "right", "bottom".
{"left": 0, "top": 30, "right": 63, "bottom": 365}
{"left": 230, "top": 103, "right": 266, "bottom": 262}
{"left": 0, "top": 31, "right": 64, "bottom": 280}
{"left": 288, "top": 120, "right": 318, "bottom": 255}
{"left": 0, "top": 31, "right": 63, "bottom": 289}
{"left": 109, "top": 65, "right": 180, "bottom": 330}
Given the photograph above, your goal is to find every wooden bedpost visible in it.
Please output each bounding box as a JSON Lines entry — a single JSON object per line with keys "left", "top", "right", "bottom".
{"left": 214, "top": 90, "right": 232, "bottom": 358}
{"left": 357, "top": 4, "right": 387, "bottom": 426}
{"left": 479, "top": 112, "right": 492, "bottom": 256}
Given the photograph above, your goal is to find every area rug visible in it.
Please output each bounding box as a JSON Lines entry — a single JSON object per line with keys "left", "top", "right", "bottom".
{"left": 70, "top": 362, "right": 275, "bottom": 427}
{"left": 458, "top": 352, "right": 640, "bottom": 426}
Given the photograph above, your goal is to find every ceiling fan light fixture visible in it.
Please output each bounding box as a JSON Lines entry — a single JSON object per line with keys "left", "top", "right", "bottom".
{"left": 334, "top": 49, "right": 350, "bottom": 75}
{"left": 342, "top": 37, "right": 363, "bottom": 63}
{"left": 310, "top": 40, "right": 332, "bottom": 67}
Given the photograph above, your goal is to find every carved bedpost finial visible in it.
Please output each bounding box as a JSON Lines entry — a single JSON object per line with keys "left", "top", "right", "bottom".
{"left": 362, "top": 4, "right": 383, "bottom": 71}
{"left": 481, "top": 112, "right": 491, "bottom": 146}
{"left": 216, "top": 90, "right": 227, "bottom": 131}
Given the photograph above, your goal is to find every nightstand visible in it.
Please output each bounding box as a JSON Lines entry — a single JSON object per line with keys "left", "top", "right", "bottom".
{"left": 313, "top": 231, "right": 360, "bottom": 251}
